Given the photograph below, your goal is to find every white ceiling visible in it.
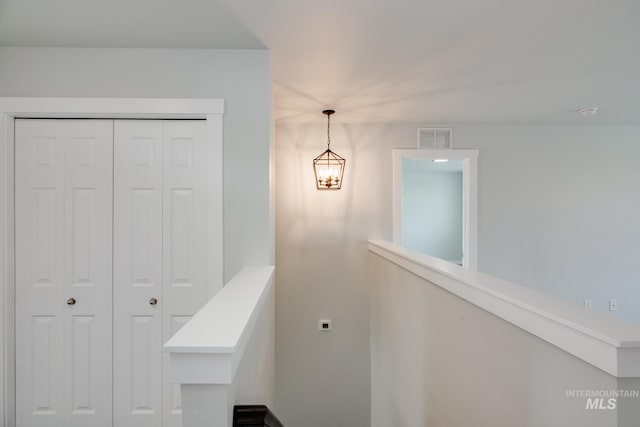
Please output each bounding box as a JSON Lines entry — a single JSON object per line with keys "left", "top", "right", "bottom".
{"left": 1, "top": 0, "right": 639, "bottom": 124}
{"left": 0, "top": 0, "right": 264, "bottom": 48}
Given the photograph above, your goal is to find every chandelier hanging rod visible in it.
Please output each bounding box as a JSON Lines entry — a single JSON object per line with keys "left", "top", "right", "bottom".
{"left": 323, "top": 109, "right": 335, "bottom": 150}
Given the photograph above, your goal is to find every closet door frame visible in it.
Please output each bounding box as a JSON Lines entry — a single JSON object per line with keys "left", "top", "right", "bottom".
{"left": 0, "top": 97, "right": 225, "bottom": 427}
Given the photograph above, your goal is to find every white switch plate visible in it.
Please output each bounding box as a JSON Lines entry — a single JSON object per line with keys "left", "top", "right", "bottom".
{"left": 609, "top": 299, "right": 618, "bottom": 311}
{"left": 318, "top": 319, "right": 332, "bottom": 331}
{"left": 583, "top": 299, "right": 592, "bottom": 310}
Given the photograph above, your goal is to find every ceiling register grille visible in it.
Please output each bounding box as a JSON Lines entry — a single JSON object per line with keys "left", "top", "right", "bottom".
{"left": 417, "top": 128, "right": 453, "bottom": 149}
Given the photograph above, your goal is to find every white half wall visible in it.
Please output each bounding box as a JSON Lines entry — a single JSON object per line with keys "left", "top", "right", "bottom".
{"left": 369, "top": 250, "right": 640, "bottom": 427}
{"left": 167, "top": 267, "right": 276, "bottom": 427}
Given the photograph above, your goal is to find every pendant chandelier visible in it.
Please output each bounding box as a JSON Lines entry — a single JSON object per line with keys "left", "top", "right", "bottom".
{"left": 313, "top": 109, "right": 345, "bottom": 190}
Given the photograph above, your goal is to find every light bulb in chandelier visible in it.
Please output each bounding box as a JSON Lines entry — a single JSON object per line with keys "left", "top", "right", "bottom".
{"left": 313, "top": 109, "right": 345, "bottom": 190}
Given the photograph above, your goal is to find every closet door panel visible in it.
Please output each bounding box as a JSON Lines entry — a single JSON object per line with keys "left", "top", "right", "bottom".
{"left": 114, "top": 120, "right": 164, "bottom": 427}
{"left": 15, "top": 120, "right": 113, "bottom": 427}
{"left": 163, "top": 120, "right": 209, "bottom": 311}
{"left": 162, "top": 120, "right": 209, "bottom": 427}
{"left": 16, "top": 120, "right": 65, "bottom": 427}
{"left": 63, "top": 121, "right": 114, "bottom": 427}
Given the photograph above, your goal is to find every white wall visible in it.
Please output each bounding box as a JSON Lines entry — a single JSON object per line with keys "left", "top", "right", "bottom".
{"left": 275, "top": 122, "right": 640, "bottom": 425}
{"left": 0, "top": 47, "right": 273, "bottom": 427}
{"left": 275, "top": 123, "right": 376, "bottom": 427}
{"left": 402, "top": 170, "right": 463, "bottom": 261}
{"left": 457, "top": 125, "right": 640, "bottom": 324}
{"left": 0, "top": 47, "right": 273, "bottom": 281}
{"left": 370, "top": 251, "right": 640, "bottom": 427}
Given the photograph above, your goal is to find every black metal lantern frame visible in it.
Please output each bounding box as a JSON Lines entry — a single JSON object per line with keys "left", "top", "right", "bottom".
{"left": 313, "top": 110, "right": 345, "bottom": 190}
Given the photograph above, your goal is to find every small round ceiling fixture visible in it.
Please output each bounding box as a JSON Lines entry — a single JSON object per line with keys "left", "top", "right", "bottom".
{"left": 578, "top": 107, "right": 598, "bottom": 117}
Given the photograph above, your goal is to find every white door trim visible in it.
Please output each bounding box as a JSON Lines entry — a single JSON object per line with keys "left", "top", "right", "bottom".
{"left": 392, "top": 149, "right": 478, "bottom": 270}
{"left": 0, "top": 97, "right": 225, "bottom": 427}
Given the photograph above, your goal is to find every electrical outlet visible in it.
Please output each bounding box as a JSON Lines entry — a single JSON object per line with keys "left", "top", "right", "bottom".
{"left": 583, "top": 299, "right": 592, "bottom": 310}
{"left": 318, "top": 319, "right": 332, "bottom": 331}
{"left": 609, "top": 299, "right": 618, "bottom": 311}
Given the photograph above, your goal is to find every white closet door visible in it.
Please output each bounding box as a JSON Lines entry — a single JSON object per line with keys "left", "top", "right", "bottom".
{"left": 113, "top": 120, "right": 164, "bottom": 427}
{"left": 114, "top": 120, "right": 210, "bottom": 427}
{"left": 15, "top": 119, "right": 114, "bottom": 427}
{"left": 162, "top": 120, "right": 210, "bottom": 427}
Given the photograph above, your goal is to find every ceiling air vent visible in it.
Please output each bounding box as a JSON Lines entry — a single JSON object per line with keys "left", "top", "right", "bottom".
{"left": 417, "top": 128, "right": 453, "bottom": 149}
